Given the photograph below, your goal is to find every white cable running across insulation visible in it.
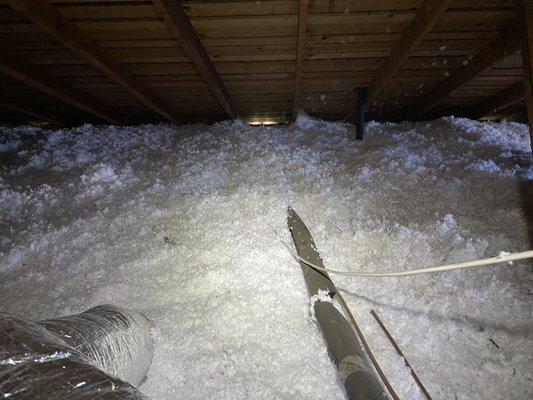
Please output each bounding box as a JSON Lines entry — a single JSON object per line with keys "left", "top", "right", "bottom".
{"left": 281, "top": 241, "right": 533, "bottom": 277}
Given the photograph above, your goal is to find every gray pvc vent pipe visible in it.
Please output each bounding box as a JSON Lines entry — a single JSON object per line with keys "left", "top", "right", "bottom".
{"left": 288, "top": 207, "right": 388, "bottom": 400}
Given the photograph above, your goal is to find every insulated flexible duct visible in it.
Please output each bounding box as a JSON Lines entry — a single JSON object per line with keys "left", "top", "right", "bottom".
{"left": 0, "top": 305, "right": 153, "bottom": 399}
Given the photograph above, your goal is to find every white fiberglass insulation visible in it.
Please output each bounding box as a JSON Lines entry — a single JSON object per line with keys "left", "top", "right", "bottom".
{"left": 0, "top": 114, "right": 532, "bottom": 400}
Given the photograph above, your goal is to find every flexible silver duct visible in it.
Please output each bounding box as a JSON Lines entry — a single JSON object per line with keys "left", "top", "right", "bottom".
{"left": 0, "top": 305, "right": 153, "bottom": 399}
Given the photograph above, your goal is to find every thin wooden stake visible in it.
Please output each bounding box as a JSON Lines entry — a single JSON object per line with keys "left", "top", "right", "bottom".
{"left": 335, "top": 294, "right": 400, "bottom": 400}
{"left": 370, "top": 309, "right": 433, "bottom": 400}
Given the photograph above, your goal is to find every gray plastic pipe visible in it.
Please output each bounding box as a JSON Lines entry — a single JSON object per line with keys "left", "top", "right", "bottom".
{"left": 288, "top": 207, "right": 388, "bottom": 400}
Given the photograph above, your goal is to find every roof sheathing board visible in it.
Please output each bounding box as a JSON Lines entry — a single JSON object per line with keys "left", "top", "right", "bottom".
{"left": 182, "top": 0, "right": 298, "bottom": 120}
{"left": 302, "top": 1, "right": 418, "bottom": 117}
{"left": 368, "top": 0, "right": 519, "bottom": 119}
{"left": 0, "top": 0, "right": 527, "bottom": 123}
{"left": 55, "top": 1, "right": 223, "bottom": 116}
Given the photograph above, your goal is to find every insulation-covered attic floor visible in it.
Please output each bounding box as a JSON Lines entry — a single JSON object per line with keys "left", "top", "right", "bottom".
{"left": 1, "top": 114, "right": 532, "bottom": 400}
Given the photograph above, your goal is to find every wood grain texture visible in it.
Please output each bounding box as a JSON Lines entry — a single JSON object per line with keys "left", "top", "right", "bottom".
{"left": 0, "top": 47, "right": 122, "bottom": 124}
{"left": 18, "top": 0, "right": 181, "bottom": 123}
{"left": 412, "top": 27, "right": 522, "bottom": 120}
{"left": 366, "top": 0, "right": 453, "bottom": 104}
{"left": 0, "top": 96, "right": 67, "bottom": 125}
{"left": 0, "top": 0, "right": 526, "bottom": 122}
{"left": 156, "top": 0, "right": 237, "bottom": 119}
{"left": 468, "top": 83, "right": 524, "bottom": 119}
{"left": 293, "top": 0, "right": 309, "bottom": 118}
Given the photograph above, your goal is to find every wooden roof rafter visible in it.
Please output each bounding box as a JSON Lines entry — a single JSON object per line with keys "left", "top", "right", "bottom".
{"left": 154, "top": 0, "right": 238, "bottom": 119}
{"left": 468, "top": 83, "right": 524, "bottom": 120}
{"left": 0, "top": 95, "right": 67, "bottom": 126}
{"left": 411, "top": 26, "right": 522, "bottom": 120}
{"left": 292, "top": 0, "right": 309, "bottom": 119}
{"left": 0, "top": 0, "right": 526, "bottom": 125}
{"left": 366, "top": 0, "right": 454, "bottom": 106}
{"left": 0, "top": 48, "right": 122, "bottom": 124}
{"left": 13, "top": 0, "right": 181, "bottom": 124}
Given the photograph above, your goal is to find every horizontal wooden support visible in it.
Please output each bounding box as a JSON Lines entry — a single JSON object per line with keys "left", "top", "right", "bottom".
{"left": 4, "top": 43, "right": 518, "bottom": 64}
{"left": 366, "top": 0, "right": 453, "bottom": 105}
{"left": 17, "top": 0, "right": 181, "bottom": 124}
{"left": 38, "top": 0, "right": 516, "bottom": 17}
{"left": 2, "top": 8, "right": 515, "bottom": 38}
{"left": 0, "top": 49, "right": 121, "bottom": 124}
{"left": 157, "top": 0, "right": 237, "bottom": 119}
{"left": 412, "top": 27, "right": 522, "bottom": 120}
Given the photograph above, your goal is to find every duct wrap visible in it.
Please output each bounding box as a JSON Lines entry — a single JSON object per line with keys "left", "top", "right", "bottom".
{"left": 0, "top": 305, "right": 153, "bottom": 399}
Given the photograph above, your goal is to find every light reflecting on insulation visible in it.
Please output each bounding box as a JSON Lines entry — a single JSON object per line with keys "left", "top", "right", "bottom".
{"left": 247, "top": 119, "right": 279, "bottom": 125}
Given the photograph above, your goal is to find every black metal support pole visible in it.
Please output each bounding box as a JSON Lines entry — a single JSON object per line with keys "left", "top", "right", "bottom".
{"left": 355, "top": 87, "right": 367, "bottom": 140}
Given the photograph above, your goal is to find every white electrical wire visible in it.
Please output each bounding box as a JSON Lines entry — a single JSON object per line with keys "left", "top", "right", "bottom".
{"left": 281, "top": 241, "right": 533, "bottom": 277}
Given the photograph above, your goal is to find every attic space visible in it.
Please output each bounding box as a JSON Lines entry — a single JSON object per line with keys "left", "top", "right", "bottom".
{"left": 0, "top": 1, "right": 532, "bottom": 400}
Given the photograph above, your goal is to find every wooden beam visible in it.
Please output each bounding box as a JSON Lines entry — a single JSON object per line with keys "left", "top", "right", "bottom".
{"left": 412, "top": 27, "right": 521, "bottom": 120}
{"left": 366, "top": 0, "right": 453, "bottom": 105}
{"left": 0, "top": 96, "right": 67, "bottom": 126}
{"left": 519, "top": 0, "right": 533, "bottom": 150}
{"left": 17, "top": 0, "right": 180, "bottom": 124}
{"left": 293, "top": 0, "right": 309, "bottom": 119}
{"left": 157, "top": 0, "right": 237, "bottom": 119}
{"left": 468, "top": 83, "right": 524, "bottom": 120}
{"left": 0, "top": 49, "right": 121, "bottom": 124}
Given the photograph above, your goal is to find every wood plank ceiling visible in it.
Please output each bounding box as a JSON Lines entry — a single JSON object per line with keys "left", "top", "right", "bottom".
{"left": 0, "top": 0, "right": 528, "bottom": 126}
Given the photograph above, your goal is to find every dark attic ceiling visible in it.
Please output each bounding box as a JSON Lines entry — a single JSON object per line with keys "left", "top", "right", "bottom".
{"left": 0, "top": 0, "right": 529, "bottom": 127}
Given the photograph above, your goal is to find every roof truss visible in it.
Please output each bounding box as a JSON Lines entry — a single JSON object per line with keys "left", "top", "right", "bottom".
{"left": 0, "top": 1, "right": 527, "bottom": 125}
{"left": 0, "top": 48, "right": 122, "bottom": 124}
{"left": 469, "top": 83, "right": 524, "bottom": 120}
{"left": 0, "top": 96, "right": 67, "bottom": 126}
{"left": 15, "top": 0, "right": 181, "bottom": 124}
{"left": 366, "top": 0, "right": 454, "bottom": 106}
{"left": 412, "top": 27, "right": 521, "bottom": 120}
{"left": 155, "top": 0, "right": 237, "bottom": 119}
